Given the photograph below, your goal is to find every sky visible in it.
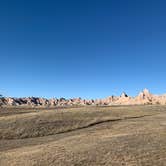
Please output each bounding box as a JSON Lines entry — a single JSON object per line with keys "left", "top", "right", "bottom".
{"left": 0, "top": 0, "right": 166, "bottom": 99}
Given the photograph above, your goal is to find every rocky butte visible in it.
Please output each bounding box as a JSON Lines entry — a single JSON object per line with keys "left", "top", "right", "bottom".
{"left": 1, "top": 89, "right": 166, "bottom": 107}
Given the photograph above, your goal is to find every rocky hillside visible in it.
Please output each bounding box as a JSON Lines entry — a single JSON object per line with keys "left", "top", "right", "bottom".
{"left": 1, "top": 89, "right": 166, "bottom": 106}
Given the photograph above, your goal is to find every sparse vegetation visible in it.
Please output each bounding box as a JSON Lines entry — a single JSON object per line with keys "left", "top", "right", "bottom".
{"left": 0, "top": 105, "right": 166, "bottom": 166}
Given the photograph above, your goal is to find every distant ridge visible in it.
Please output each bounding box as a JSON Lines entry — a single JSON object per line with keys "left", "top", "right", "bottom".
{"left": 1, "top": 89, "right": 166, "bottom": 106}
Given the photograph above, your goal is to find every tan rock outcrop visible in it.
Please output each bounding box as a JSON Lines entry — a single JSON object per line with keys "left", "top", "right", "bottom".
{"left": 1, "top": 89, "right": 166, "bottom": 107}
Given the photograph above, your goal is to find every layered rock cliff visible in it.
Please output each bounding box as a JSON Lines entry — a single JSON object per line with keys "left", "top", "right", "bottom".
{"left": 1, "top": 89, "right": 166, "bottom": 107}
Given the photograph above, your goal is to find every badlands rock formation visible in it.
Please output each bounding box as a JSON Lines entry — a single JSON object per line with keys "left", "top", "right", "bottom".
{"left": 0, "top": 89, "right": 166, "bottom": 107}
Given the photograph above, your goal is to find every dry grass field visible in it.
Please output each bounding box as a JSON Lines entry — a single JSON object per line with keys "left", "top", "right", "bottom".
{"left": 0, "top": 105, "right": 166, "bottom": 166}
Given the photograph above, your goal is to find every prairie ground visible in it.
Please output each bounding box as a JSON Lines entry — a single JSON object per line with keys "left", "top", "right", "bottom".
{"left": 0, "top": 105, "right": 166, "bottom": 166}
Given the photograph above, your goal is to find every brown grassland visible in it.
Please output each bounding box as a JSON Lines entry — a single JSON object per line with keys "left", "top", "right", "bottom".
{"left": 0, "top": 105, "right": 166, "bottom": 166}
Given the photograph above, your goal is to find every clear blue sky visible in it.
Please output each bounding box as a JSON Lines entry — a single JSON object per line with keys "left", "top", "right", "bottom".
{"left": 0, "top": 0, "right": 166, "bottom": 98}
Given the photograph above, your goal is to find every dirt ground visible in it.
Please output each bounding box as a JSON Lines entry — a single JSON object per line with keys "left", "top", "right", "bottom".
{"left": 0, "top": 105, "right": 166, "bottom": 166}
